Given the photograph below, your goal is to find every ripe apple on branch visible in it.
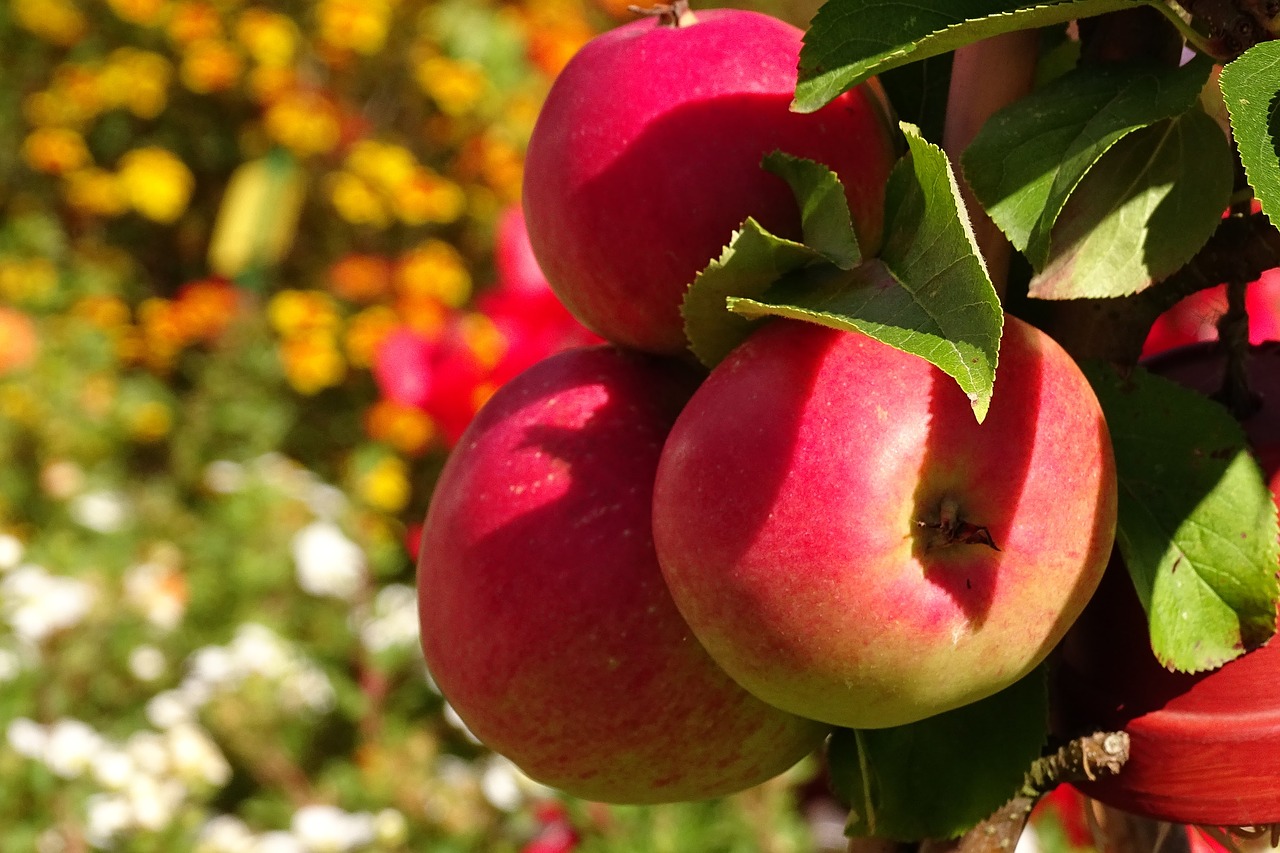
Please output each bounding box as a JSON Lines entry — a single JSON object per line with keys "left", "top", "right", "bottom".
{"left": 410, "top": 0, "right": 1280, "bottom": 848}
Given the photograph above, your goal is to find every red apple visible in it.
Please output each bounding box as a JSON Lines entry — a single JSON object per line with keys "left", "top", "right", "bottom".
{"left": 1052, "top": 341, "right": 1280, "bottom": 826}
{"left": 522, "top": 9, "right": 900, "bottom": 355}
{"left": 1141, "top": 270, "right": 1280, "bottom": 358}
{"left": 417, "top": 345, "right": 829, "bottom": 804}
{"left": 652, "top": 317, "right": 1118, "bottom": 729}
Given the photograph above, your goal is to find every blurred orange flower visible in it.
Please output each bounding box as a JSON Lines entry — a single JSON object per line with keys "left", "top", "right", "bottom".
{"left": 106, "top": 0, "right": 167, "bottom": 27}
{"left": 268, "top": 290, "right": 341, "bottom": 337}
{"left": 364, "top": 399, "right": 436, "bottom": 456}
{"left": 328, "top": 254, "right": 393, "bottom": 303}
{"left": 395, "top": 241, "right": 471, "bottom": 307}
{"left": 180, "top": 38, "right": 245, "bottom": 94}
{"left": 22, "top": 127, "right": 91, "bottom": 175}
{"left": 279, "top": 333, "right": 346, "bottom": 395}
{"left": 63, "top": 168, "right": 129, "bottom": 217}
{"left": 13, "top": 0, "right": 88, "bottom": 46}
{"left": 344, "top": 305, "right": 400, "bottom": 368}
{"left": 316, "top": 0, "right": 394, "bottom": 55}
{"left": 264, "top": 89, "right": 342, "bottom": 156}
{"left": 0, "top": 309, "right": 39, "bottom": 375}
{"left": 167, "top": 1, "right": 223, "bottom": 45}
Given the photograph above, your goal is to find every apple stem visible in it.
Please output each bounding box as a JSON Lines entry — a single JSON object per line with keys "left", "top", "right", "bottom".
{"left": 626, "top": 0, "right": 697, "bottom": 26}
{"left": 917, "top": 498, "right": 1000, "bottom": 551}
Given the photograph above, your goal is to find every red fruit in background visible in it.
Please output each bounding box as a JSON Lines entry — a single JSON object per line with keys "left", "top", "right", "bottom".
{"left": 523, "top": 9, "right": 900, "bottom": 354}
{"left": 493, "top": 206, "right": 551, "bottom": 297}
{"left": 417, "top": 346, "right": 829, "bottom": 804}
{"left": 652, "top": 317, "right": 1117, "bottom": 729}
{"left": 1052, "top": 342, "right": 1280, "bottom": 826}
{"left": 1141, "top": 270, "right": 1280, "bottom": 358}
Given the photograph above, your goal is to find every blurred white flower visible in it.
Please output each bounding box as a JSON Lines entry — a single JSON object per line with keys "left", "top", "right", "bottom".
{"left": 189, "top": 644, "right": 242, "bottom": 689}
{"left": 0, "top": 533, "right": 23, "bottom": 570}
{"left": 291, "top": 521, "right": 366, "bottom": 601}
{"left": 480, "top": 756, "right": 525, "bottom": 812}
{"left": 305, "top": 483, "right": 348, "bottom": 519}
{"left": 166, "top": 723, "right": 231, "bottom": 787}
{"left": 355, "top": 584, "right": 419, "bottom": 654}
{"left": 146, "top": 689, "right": 195, "bottom": 729}
{"left": 372, "top": 808, "right": 408, "bottom": 846}
{"left": 203, "top": 460, "right": 246, "bottom": 494}
{"left": 35, "top": 828, "right": 66, "bottom": 853}
{"left": 128, "top": 645, "right": 167, "bottom": 682}
{"left": 253, "top": 831, "right": 307, "bottom": 853}
{"left": 44, "top": 718, "right": 106, "bottom": 779}
{"left": 90, "top": 748, "right": 135, "bottom": 791}
{"left": 197, "top": 815, "right": 255, "bottom": 853}
{"left": 124, "top": 731, "right": 170, "bottom": 777}
{"left": 84, "top": 793, "right": 132, "bottom": 848}
{"left": 68, "top": 489, "right": 130, "bottom": 533}
{"left": 230, "top": 622, "right": 291, "bottom": 679}
{"left": 1, "top": 565, "right": 96, "bottom": 643}
{"left": 291, "top": 804, "right": 376, "bottom": 853}
{"left": 7, "top": 717, "right": 47, "bottom": 758}
{"left": 0, "top": 647, "right": 24, "bottom": 683}
{"left": 126, "top": 773, "right": 185, "bottom": 831}
{"left": 279, "top": 666, "right": 336, "bottom": 715}
{"left": 123, "top": 560, "right": 188, "bottom": 631}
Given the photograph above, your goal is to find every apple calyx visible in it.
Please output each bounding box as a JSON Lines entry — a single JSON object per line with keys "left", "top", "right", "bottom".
{"left": 917, "top": 497, "right": 1001, "bottom": 551}
{"left": 626, "top": 0, "right": 697, "bottom": 26}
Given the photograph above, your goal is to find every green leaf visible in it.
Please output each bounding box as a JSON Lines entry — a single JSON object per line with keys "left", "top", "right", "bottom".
{"left": 794, "top": 0, "right": 1142, "bottom": 114}
{"left": 829, "top": 669, "right": 1048, "bottom": 841}
{"left": 963, "top": 58, "right": 1213, "bottom": 261}
{"left": 1030, "top": 109, "right": 1232, "bottom": 299}
{"left": 1219, "top": 41, "right": 1280, "bottom": 229}
{"left": 1083, "top": 363, "right": 1279, "bottom": 673}
{"left": 877, "top": 53, "right": 953, "bottom": 145}
{"left": 733, "top": 127, "right": 1002, "bottom": 421}
{"left": 681, "top": 219, "right": 827, "bottom": 367}
{"left": 762, "top": 151, "right": 862, "bottom": 269}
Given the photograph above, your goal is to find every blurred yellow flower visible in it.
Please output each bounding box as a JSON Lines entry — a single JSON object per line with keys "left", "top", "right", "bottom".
{"left": 317, "top": 0, "right": 393, "bottom": 55}
{"left": 280, "top": 333, "right": 346, "bottom": 395}
{"left": 63, "top": 168, "right": 129, "bottom": 217}
{"left": 236, "top": 8, "right": 299, "bottom": 66}
{"left": 79, "top": 374, "right": 117, "bottom": 419}
{"left": 344, "top": 305, "right": 399, "bottom": 368}
{"left": 267, "top": 290, "right": 341, "bottom": 337}
{"left": 0, "top": 308, "right": 39, "bottom": 375}
{"left": 26, "top": 65, "right": 102, "bottom": 127}
{"left": 415, "top": 55, "right": 488, "bottom": 117}
{"left": 138, "top": 297, "right": 186, "bottom": 371}
{"left": 328, "top": 172, "right": 391, "bottom": 228}
{"left": 13, "top": 0, "right": 88, "bottom": 46}
{"left": 392, "top": 171, "right": 466, "bottom": 225}
{"left": 71, "top": 294, "right": 132, "bottom": 331}
{"left": 22, "top": 127, "right": 91, "bottom": 175}
{"left": 346, "top": 140, "right": 417, "bottom": 193}
{"left": 0, "top": 258, "right": 59, "bottom": 304}
{"left": 167, "top": 0, "right": 223, "bottom": 45}
{"left": 127, "top": 400, "right": 174, "bottom": 442}
{"left": 395, "top": 241, "right": 471, "bottom": 307}
{"left": 264, "top": 90, "right": 341, "bottom": 156}
{"left": 364, "top": 399, "right": 436, "bottom": 457}
{"left": 357, "top": 455, "right": 411, "bottom": 513}
{"left": 117, "top": 147, "right": 195, "bottom": 223}
{"left": 247, "top": 65, "right": 297, "bottom": 103}
{"left": 106, "top": 0, "right": 167, "bottom": 26}
{"left": 457, "top": 313, "right": 505, "bottom": 370}
{"left": 181, "top": 38, "right": 245, "bottom": 94}
{"left": 100, "top": 49, "right": 173, "bottom": 119}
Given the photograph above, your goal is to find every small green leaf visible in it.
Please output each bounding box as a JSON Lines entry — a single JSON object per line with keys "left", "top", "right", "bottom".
{"left": 762, "top": 151, "right": 862, "bottom": 268}
{"left": 1030, "top": 109, "right": 1232, "bottom": 300}
{"left": 1083, "top": 363, "right": 1279, "bottom": 673}
{"left": 1219, "top": 41, "right": 1280, "bottom": 228}
{"left": 963, "top": 58, "right": 1213, "bottom": 261}
{"left": 829, "top": 669, "right": 1048, "bottom": 841}
{"left": 794, "top": 0, "right": 1141, "bottom": 113}
{"left": 731, "top": 126, "right": 1002, "bottom": 421}
{"left": 681, "top": 219, "right": 827, "bottom": 367}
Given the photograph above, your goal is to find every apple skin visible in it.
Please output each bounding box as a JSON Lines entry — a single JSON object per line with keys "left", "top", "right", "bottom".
{"left": 1052, "top": 341, "right": 1280, "bottom": 826}
{"left": 522, "top": 9, "right": 900, "bottom": 355}
{"left": 651, "top": 317, "right": 1118, "bottom": 729}
{"left": 417, "top": 345, "right": 830, "bottom": 804}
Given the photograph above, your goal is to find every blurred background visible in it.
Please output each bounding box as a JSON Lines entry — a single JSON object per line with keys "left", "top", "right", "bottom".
{"left": 0, "top": 0, "right": 1130, "bottom": 851}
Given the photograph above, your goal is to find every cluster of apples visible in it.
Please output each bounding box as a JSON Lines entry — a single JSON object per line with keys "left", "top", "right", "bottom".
{"left": 417, "top": 6, "right": 1119, "bottom": 806}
